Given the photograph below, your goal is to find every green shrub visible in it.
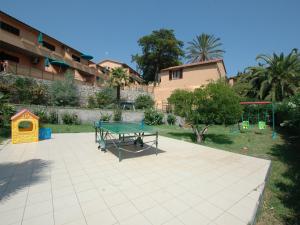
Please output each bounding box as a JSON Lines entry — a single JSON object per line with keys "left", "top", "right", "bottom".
{"left": 0, "top": 92, "right": 16, "bottom": 129}
{"left": 95, "top": 88, "right": 116, "bottom": 108}
{"left": 113, "top": 108, "right": 122, "bottom": 121}
{"left": 14, "top": 77, "right": 37, "bottom": 104}
{"left": 51, "top": 73, "right": 79, "bottom": 106}
{"left": 48, "top": 111, "right": 59, "bottom": 124}
{"left": 87, "top": 95, "right": 97, "bottom": 108}
{"left": 34, "top": 108, "right": 49, "bottom": 123}
{"left": 168, "top": 81, "right": 242, "bottom": 125}
{"left": 135, "top": 95, "right": 154, "bottom": 109}
{"left": 100, "top": 113, "right": 111, "bottom": 122}
{"left": 276, "top": 93, "right": 300, "bottom": 133}
{"left": 0, "top": 76, "right": 49, "bottom": 105}
{"left": 167, "top": 114, "right": 176, "bottom": 125}
{"left": 168, "top": 89, "right": 193, "bottom": 117}
{"left": 62, "top": 112, "right": 81, "bottom": 125}
{"left": 144, "top": 108, "right": 163, "bottom": 125}
{"left": 31, "top": 83, "right": 49, "bottom": 105}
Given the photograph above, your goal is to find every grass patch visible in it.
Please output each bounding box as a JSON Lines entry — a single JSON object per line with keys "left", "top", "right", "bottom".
{"left": 154, "top": 124, "right": 300, "bottom": 225}
{"left": 0, "top": 127, "right": 10, "bottom": 145}
{"left": 43, "top": 123, "right": 94, "bottom": 133}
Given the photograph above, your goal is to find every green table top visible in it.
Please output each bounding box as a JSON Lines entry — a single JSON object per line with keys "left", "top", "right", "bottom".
{"left": 95, "top": 122, "right": 156, "bottom": 134}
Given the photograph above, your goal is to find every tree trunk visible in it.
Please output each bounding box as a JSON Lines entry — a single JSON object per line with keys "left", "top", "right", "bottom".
{"left": 192, "top": 125, "right": 203, "bottom": 143}
{"left": 117, "top": 86, "right": 120, "bottom": 102}
{"left": 191, "top": 124, "right": 209, "bottom": 143}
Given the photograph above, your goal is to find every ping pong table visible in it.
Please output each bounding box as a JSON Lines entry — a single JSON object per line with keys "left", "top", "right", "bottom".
{"left": 94, "top": 121, "right": 158, "bottom": 162}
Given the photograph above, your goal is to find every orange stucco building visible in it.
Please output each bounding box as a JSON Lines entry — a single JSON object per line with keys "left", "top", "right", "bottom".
{"left": 154, "top": 59, "right": 227, "bottom": 109}
{"left": 98, "top": 59, "right": 143, "bottom": 84}
{"left": 0, "top": 10, "right": 105, "bottom": 85}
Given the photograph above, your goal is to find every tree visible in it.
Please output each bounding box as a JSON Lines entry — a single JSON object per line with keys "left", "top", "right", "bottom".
{"left": 51, "top": 72, "right": 79, "bottom": 106}
{"left": 108, "top": 67, "right": 130, "bottom": 101}
{"left": 246, "top": 49, "right": 300, "bottom": 101}
{"left": 186, "top": 33, "right": 225, "bottom": 63}
{"left": 132, "top": 29, "right": 184, "bottom": 84}
{"left": 168, "top": 80, "right": 242, "bottom": 143}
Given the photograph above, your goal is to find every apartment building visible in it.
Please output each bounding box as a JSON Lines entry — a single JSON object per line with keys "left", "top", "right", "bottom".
{"left": 98, "top": 59, "right": 143, "bottom": 84}
{"left": 0, "top": 10, "right": 105, "bottom": 85}
{"left": 155, "top": 59, "right": 226, "bottom": 109}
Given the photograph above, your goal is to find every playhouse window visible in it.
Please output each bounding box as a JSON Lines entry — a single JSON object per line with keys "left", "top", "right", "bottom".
{"left": 18, "top": 121, "right": 33, "bottom": 132}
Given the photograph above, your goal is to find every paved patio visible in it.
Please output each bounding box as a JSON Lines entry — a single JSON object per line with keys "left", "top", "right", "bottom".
{"left": 0, "top": 133, "right": 270, "bottom": 225}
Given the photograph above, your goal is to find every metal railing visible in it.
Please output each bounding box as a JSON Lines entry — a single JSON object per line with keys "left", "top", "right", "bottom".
{"left": 5, "top": 62, "right": 98, "bottom": 86}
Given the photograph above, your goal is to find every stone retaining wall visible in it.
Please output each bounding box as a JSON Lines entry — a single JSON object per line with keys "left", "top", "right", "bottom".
{"left": 1, "top": 73, "right": 152, "bottom": 106}
{"left": 13, "top": 104, "right": 144, "bottom": 124}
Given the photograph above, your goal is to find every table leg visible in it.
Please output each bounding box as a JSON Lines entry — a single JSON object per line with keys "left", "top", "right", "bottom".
{"left": 155, "top": 132, "right": 158, "bottom": 155}
{"left": 118, "top": 144, "right": 122, "bottom": 162}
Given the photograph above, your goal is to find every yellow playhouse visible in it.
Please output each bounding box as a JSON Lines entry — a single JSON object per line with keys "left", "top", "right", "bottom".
{"left": 11, "top": 109, "right": 39, "bottom": 144}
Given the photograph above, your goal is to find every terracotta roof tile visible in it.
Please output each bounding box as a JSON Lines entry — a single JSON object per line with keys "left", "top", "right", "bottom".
{"left": 161, "top": 59, "right": 225, "bottom": 72}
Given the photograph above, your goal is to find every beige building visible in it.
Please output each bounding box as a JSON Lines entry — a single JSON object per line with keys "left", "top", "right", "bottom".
{"left": 154, "top": 59, "right": 226, "bottom": 109}
{"left": 0, "top": 10, "right": 105, "bottom": 86}
{"left": 98, "top": 59, "right": 143, "bottom": 84}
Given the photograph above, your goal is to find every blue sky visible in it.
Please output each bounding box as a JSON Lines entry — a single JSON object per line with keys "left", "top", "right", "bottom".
{"left": 1, "top": 0, "right": 299, "bottom": 76}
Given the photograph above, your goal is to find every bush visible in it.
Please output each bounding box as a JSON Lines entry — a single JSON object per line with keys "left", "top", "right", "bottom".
{"left": 168, "top": 89, "right": 193, "bottom": 117}
{"left": 169, "top": 81, "right": 242, "bottom": 125}
{"left": 135, "top": 95, "right": 154, "bottom": 109}
{"left": 87, "top": 95, "right": 97, "bottom": 108}
{"left": 31, "top": 83, "right": 49, "bottom": 105}
{"left": 0, "top": 76, "right": 49, "bottom": 105}
{"left": 61, "top": 112, "right": 81, "bottom": 125}
{"left": 113, "top": 108, "right": 122, "bottom": 121}
{"left": 95, "top": 88, "right": 116, "bottom": 108}
{"left": 167, "top": 114, "right": 176, "bottom": 125}
{"left": 100, "top": 113, "right": 111, "bottom": 122}
{"left": 276, "top": 93, "right": 300, "bottom": 133}
{"left": 48, "top": 111, "right": 59, "bottom": 124}
{"left": 144, "top": 108, "right": 163, "bottom": 125}
{"left": 0, "top": 92, "right": 16, "bottom": 129}
{"left": 33, "top": 108, "right": 49, "bottom": 123}
{"left": 51, "top": 73, "right": 79, "bottom": 106}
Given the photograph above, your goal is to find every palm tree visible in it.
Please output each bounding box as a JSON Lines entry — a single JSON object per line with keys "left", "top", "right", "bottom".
{"left": 186, "top": 33, "right": 225, "bottom": 63}
{"left": 246, "top": 49, "right": 300, "bottom": 101}
{"left": 108, "top": 67, "right": 130, "bottom": 102}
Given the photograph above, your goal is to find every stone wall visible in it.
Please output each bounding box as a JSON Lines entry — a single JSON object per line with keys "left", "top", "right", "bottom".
{"left": 13, "top": 104, "right": 145, "bottom": 124}
{"left": 121, "top": 89, "right": 153, "bottom": 102}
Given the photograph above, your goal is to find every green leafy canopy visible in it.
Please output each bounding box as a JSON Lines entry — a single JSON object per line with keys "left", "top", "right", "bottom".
{"left": 132, "top": 29, "right": 184, "bottom": 84}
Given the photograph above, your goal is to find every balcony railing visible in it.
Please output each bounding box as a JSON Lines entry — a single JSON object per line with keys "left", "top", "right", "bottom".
{"left": 5, "top": 62, "right": 99, "bottom": 87}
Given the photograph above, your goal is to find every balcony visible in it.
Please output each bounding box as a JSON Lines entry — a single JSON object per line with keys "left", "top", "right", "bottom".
{"left": 0, "top": 29, "right": 102, "bottom": 78}
{"left": 4, "top": 61, "right": 102, "bottom": 87}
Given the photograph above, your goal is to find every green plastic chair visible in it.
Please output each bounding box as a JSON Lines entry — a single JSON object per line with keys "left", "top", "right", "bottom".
{"left": 242, "top": 121, "right": 250, "bottom": 129}
{"left": 258, "top": 121, "right": 266, "bottom": 130}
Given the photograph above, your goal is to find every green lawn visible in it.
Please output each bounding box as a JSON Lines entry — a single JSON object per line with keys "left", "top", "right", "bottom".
{"left": 154, "top": 124, "right": 300, "bottom": 225}
{"left": 0, "top": 128, "right": 10, "bottom": 145}
{"left": 43, "top": 123, "right": 95, "bottom": 133}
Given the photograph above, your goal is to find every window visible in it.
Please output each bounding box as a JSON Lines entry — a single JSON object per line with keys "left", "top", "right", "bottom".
{"left": 72, "top": 54, "right": 80, "bottom": 62}
{"left": 0, "top": 21, "right": 20, "bottom": 36}
{"left": 42, "top": 41, "right": 55, "bottom": 51}
{"left": 0, "top": 52, "right": 20, "bottom": 63}
{"left": 169, "top": 69, "right": 183, "bottom": 80}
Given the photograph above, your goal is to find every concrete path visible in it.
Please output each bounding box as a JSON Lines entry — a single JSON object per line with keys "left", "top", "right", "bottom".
{"left": 0, "top": 133, "right": 270, "bottom": 225}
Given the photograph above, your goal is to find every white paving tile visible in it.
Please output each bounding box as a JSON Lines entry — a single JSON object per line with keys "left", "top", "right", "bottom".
{"left": 111, "top": 201, "right": 139, "bottom": 221}
{"left": 0, "top": 133, "right": 271, "bottom": 225}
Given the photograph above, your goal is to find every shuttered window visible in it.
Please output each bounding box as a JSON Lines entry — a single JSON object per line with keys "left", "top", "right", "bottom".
{"left": 169, "top": 69, "right": 183, "bottom": 80}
